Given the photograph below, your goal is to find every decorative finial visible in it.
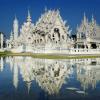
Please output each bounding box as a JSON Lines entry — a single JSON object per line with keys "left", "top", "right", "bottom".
{"left": 15, "top": 14, "right": 16, "bottom": 19}
{"left": 57, "top": 9, "right": 60, "bottom": 13}
{"left": 92, "top": 14, "right": 94, "bottom": 21}
{"left": 84, "top": 12, "right": 86, "bottom": 17}
{"left": 91, "top": 14, "right": 96, "bottom": 25}
{"left": 28, "top": 10, "right": 30, "bottom": 17}
{"left": 14, "top": 14, "right": 18, "bottom": 22}
{"left": 83, "top": 12, "right": 86, "bottom": 20}
{"left": 45, "top": 6, "right": 47, "bottom": 12}
{"left": 10, "top": 30, "right": 14, "bottom": 39}
{"left": 27, "top": 9, "right": 32, "bottom": 22}
{"left": 83, "top": 12, "right": 88, "bottom": 24}
{"left": 10, "top": 30, "right": 13, "bottom": 35}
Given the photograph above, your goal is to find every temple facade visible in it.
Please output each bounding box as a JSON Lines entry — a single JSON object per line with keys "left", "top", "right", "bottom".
{"left": 76, "top": 13, "right": 100, "bottom": 49}
{"left": 5, "top": 9, "right": 100, "bottom": 54}
{"left": 6, "top": 9, "right": 72, "bottom": 53}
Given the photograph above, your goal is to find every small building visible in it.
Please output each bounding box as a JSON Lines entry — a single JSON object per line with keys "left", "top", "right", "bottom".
{"left": 76, "top": 14, "right": 100, "bottom": 49}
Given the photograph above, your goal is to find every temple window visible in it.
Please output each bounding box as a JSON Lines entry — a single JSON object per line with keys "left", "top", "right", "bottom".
{"left": 52, "top": 34, "right": 54, "bottom": 37}
{"left": 42, "top": 21, "right": 45, "bottom": 23}
{"left": 54, "top": 28, "right": 60, "bottom": 39}
{"left": 41, "top": 34, "right": 45, "bottom": 36}
{"left": 11, "top": 44, "right": 14, "bottom": 48}
{"left": 40, "top": 39, "right": 42, "bottom": 42}
{"left": 46, "top": 27, "right": 48, "bottom": 29}
{"left": 91, "top": 43, "right": 97, "bottom": 49}
{"left": 28, "top": 37, "right": 31, "bottom": 40}
{"left": 34, "top": 40, "right": 36, "bottom": 43}
{"left": 81, "top": 33, "right": 86, "bottom": 39}
{"left": 49, "top": 22, "right": 52, "bottom": 24}
{"left": 54, "top": 28, "right": 59, "bottom": 33}
{"left": 48, "top": 34, "right": 51, "bottom": 38}
{"left": 53, "top": 38, "right": 55, "bottom": 40}
{"left": 37, "top": 39, "right": 39, "bottom": 43}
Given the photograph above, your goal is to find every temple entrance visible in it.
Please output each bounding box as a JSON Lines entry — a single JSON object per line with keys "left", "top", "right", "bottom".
{"left": 91, "top": 43, "right": 97, "bottom": 49}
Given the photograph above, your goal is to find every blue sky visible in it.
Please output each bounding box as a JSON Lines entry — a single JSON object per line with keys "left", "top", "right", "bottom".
{"left": 0, "top": 0, "right": 100, "bottom": 37}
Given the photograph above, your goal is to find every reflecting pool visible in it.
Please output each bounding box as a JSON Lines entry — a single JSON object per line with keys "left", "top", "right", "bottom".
{"left": 0, "top": 56, "right": 100, "bottom": 100}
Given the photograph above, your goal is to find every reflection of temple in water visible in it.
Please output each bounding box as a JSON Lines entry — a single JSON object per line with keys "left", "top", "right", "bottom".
{"left": 0, "top": 57, "right": 3, "bottom": 72}
{"left": 76, "top": 58, "right": 100, "bottom": 91}
{"left": 5, "top": 57, "right": 72, "bottom": 94}
{"left": 0, "top": 57, "right": 100, "bottom": 94}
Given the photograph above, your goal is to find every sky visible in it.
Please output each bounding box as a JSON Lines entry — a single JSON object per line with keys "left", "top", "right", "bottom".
{"left": 0, "top": 0, "right": 100, "bottom": 37}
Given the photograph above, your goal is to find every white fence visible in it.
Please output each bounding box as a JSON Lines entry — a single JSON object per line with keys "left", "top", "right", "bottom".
{"left": 6, "top": 46, "right": 100, "bottom": 55}
{"left": 35, "top": 48, "right": 100, "bottom": 55}
{"left": 69, "top": 48, "right": 100, "bottom": 55}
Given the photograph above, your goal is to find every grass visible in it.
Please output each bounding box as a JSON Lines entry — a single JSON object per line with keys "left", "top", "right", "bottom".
{"left": 0, "top": 51, "right": 100, "bottom": 59}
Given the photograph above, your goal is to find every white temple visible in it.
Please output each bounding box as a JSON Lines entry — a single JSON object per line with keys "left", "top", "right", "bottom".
{"left": 4, "top": 9, "right": 100, "bottom": 54}
{"left": 76, "top": 13, "right": 100, "bottom": 49}
{"left": 5, "top": 9, "right": 71, "bottom": 53}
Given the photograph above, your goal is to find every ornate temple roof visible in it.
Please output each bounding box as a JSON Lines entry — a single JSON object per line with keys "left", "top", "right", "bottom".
{"left": 33, "top": 9, "right": 67, "bottom": 36}
{"left": 77, "top": 13, "right": 100, "bottom": 42}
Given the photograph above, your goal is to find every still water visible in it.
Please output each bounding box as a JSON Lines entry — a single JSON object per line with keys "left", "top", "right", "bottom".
{"left": 0, "top": 56, "right": 100, "bottom": 100}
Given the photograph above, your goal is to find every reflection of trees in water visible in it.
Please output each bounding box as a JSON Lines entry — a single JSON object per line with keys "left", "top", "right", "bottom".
{"left": 1, "top": 57, "right": 100, "bottom": 94}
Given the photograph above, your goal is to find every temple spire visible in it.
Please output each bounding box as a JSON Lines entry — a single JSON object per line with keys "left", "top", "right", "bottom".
{"left": 14, "top": 15, "right": 18, "bottom": 23}
{"left": 45, "top": 6, "right": 47, "bottom": 12}
{"left": 10, "top": 30, "right": 13, "bottom": 37}
{"left": 15, "top": 14, "right": 17, "bottom": 21}
{"left": 91, "top": 14, "right": 95, "bottom": 24}
{"left": 27, "top": 10, "right": 32, "bottom": 22}
{"left": 84, "top": 12, "right": 86, "bottom": 19}
{"left": 13, "top": 15, "right": 19, "bottom": 40}
{"left": 92, "top": 14, "right": 94, "bottom": 21}
{"left": 83, "top": 12, "right": 87, "bottom": 24}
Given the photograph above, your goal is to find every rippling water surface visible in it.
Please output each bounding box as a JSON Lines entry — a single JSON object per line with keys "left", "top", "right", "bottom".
{"left": 0, "top": 56, "right": 100, "bottom": 100}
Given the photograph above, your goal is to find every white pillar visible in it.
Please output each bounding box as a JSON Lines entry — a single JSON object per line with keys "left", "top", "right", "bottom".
{"left": 87, "top": 43, "right": 91, "bottom": 49}
{"left": 1, "top": 33, "right": 3, "bottom": 49}
{"left": 13, "top": 16, "right": 19, "bottom": 40}
{"left": 6, "top": 40, "right": 9, "bottom": 48}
